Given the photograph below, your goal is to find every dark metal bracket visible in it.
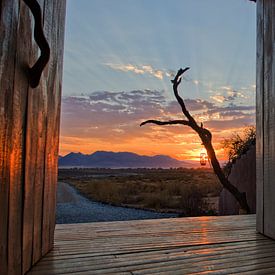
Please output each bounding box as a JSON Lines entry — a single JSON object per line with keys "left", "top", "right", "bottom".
{"left": 23, "top": 0, "right": 50, "bottom": 88}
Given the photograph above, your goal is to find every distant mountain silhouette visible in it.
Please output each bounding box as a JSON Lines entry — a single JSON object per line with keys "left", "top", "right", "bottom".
{"left": 58, "top": 151, "right": 197, "bottom": 168}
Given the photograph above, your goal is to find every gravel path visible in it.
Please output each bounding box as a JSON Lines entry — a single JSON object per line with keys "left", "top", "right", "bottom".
{"left": 56, "top": 182, "right": 178, "bottom": 224}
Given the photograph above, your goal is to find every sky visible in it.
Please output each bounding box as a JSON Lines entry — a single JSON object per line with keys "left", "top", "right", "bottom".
{"left": 60, "top": 0, "right": 256, "bottom": 161}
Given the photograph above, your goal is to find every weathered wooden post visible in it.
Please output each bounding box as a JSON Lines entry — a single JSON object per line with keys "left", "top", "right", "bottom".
{"left": 0, "top": 0, "right": 66, "bottom": 274}
{"left": 256, "top": 0, "right": 275, "bottom": 239}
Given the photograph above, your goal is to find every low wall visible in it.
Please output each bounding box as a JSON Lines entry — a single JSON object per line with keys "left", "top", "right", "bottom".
{"left": 219, "top": 145, "right": 256, "bottom": 215}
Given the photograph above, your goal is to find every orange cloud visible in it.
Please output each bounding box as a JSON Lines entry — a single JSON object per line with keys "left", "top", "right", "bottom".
{"left": 59, "top": 90, "right": 255, "bottom": 162}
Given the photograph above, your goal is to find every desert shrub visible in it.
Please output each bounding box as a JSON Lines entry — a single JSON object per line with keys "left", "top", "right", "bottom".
{"left": 63, "top": 168, "right": 220, "bottom": 215}
{"left": 222, "top": 126, "right": 256, "bottom": 176}
{"left": 142, "top": 191, "right": 170, "bottom": 209}
{"left": 179, "top": 184, "right": 206, "bottom": 216}
{"left": 166, "top": 181, "right": 183, "bottom": 196}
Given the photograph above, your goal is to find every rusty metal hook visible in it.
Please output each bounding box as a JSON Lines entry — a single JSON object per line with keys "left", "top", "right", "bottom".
{"left": 23, "top": 0, "right": 50, "bottom": 88}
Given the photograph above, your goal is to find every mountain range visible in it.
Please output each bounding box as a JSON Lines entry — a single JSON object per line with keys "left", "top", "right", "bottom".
{"left": 58, "top": 151, "right": 198, "bottom": 168}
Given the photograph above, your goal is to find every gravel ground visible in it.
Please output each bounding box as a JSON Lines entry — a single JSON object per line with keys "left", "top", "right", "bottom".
{"left": 56, "top": 182, "right": 179, "bottom": 224}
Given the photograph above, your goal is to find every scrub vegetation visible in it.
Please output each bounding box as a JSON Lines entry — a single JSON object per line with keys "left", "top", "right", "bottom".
{"left": 58, "top": 168, "right": 221, "bottom": 216}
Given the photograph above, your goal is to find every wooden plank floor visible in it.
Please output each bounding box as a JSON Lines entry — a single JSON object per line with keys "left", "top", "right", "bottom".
{"left": 28, "top": 215, "right": 275, "bottom": 274}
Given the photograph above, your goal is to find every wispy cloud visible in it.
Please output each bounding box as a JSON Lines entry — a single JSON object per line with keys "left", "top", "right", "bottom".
{"left": 211, "top": 90, "right": 246, "bottom": 103}
{"left": 104, "top": 63, "right": 176, "bottom": 80}
{"left": 104, "top": 63, "right": 204, "bottom": 91}
{"left": 220, "top": 86, "right": 233, "bottom": 91}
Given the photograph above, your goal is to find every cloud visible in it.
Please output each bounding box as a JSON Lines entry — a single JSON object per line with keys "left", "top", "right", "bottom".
{"left": 60, "top": 89, "right": 255, "bottom": 160}
{"left": 105, "top": 63, "right": 145, "bottom": 75}
{"left": 205, "top": 116, "right": 255, "bottom": 130}
{"left": 211, "top": 95, "right": 227, "bottom": 103}
{"left": 61, "top": 90, "right": 167, "bottom": 139}
{"left": 166, "top": 99, "right": 216, "bottom": 115}
{"left": 211, "top": 90, "right": 246, "bottom": 103}
{"left": 104, "top": 63, "right": 176, "bottom": 80}
{"left": 103, "top": 63, "right": 231, "bottom": 96}
{"left": 220, "top": 86, "right": 232, "bottom": 91}
{"left": 166, "top": 70, "right": 176, "bottom": 78}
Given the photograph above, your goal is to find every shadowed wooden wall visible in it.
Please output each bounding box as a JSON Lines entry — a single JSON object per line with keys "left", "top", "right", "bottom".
{"left": 0, "top": 0, "right": 66, "bottom": 274}
{"left": 256, "top": 0, "right": 275, "bottom": 239}
{"left": 219, "top": 145, "right": 256, "bottom": 215}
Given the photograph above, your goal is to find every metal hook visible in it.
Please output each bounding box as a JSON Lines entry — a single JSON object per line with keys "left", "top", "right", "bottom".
{"left": 23, "top": 0, "right": 50, "bottom": 88}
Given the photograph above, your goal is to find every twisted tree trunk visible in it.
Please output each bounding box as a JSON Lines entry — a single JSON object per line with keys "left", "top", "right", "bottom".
{"left": 140, "top": 68, "right": 251, "bottom": 214}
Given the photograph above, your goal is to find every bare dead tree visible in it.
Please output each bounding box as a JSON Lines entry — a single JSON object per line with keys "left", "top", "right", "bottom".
{"left": 140, "top": 68, "right": 251, "bottom": 214}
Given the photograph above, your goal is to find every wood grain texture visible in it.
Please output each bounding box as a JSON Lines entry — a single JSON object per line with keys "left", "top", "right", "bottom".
{"left": 41, "top": 0, "right": 66, "bottom": 257}
{"left": 257, "top": 0, "right": 275, "bottom": 239}
{"left": 48, "top": 0, "right": 66, "bottom": 251}
{"left": 1, "top": 0, "right": 66, "bottom": 273}
{"left": 27, "top": 215, "right": 275, "bottom": 275}
{"left": 18, "top": 0, "right": 40, "bottom": 273}
{"left": 263, "top": 0, "right": 275, "bottom": 239}
{"left": 24, "top": 0, "right": 66, "bottom": 269}
{"left": 256, "top": 0, "right": 264, "bottom": 234}
{"left": 0, "top": 1, "right": 19, "bottom": 274}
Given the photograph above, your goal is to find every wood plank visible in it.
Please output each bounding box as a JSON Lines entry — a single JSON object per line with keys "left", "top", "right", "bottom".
{"left": 263, "top": 0, "right": 275, "bottom": 240}
{"left": 40, "top": 0, "right": 54, "bottom": 256}
{"left": 28, "top": 242, "right": 275, "bottom": 274}
{"left": 27, "top": 215, "right": 275, "bottom": 275}
{"left": 256, "top": 0, "right": 264, "bottom": 234}
{"left": 30, "top": 77, "right": 47, "bottom": 266}
{"left": 239, "top": 266, "right": 275, "bottom": 275}
{"left": 33, "top": 241, "right": 275, "bottom": 269}
{"left": 1, "top": 0, "right": 66, "bottom": 273}
{"left": 22, "top": 0, "right": 66, "bottom": 264}
{"left": 0, "top": 1, "right": 19, "bottom": 274}
{"left": 47, "top": 0, "right": 66, "bottom": 256}
{"left": 23, "top": 0, "right": 47, "bottom": 268}
{"left": 21, "top": 0, "right": 44, "bottom": 272}
{"left": 154, "top": 260, "right": 275, "bottom": 275}
{"left": 7, "top": 0, "right": 32, "bottom": 273}
{"left": 39, "top": 0, "right": 66, "bottom": 257}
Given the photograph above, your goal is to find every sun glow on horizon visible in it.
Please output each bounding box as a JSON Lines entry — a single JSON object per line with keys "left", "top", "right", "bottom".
{"left": 59, "top": 131, "right": 232, "bottom": 163}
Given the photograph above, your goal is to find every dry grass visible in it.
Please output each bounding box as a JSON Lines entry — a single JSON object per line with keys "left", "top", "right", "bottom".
{"left": 58, "top": 168, "right": 221, "bottom": 216}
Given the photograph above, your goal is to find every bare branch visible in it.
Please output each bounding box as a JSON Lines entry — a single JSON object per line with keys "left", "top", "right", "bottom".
{"left": 140, "top": 119, "right": 191, "bottom": 127}
{"left": 171, "top": 68, "right": 200, "bottom": 129}
{"left": 140, "top": 67, "right": 251, "bottom": 214}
